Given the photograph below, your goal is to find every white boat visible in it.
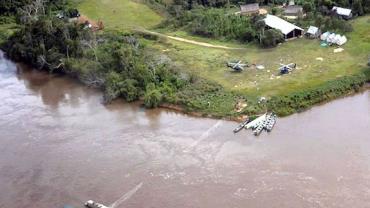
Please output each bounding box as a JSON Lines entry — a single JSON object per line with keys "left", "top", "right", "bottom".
{"left": 245, "top": 113, "right": 267, "bottom": 129}
{"left": 85, "top": 200, "right": 110, "bottom": 208}
{"left": 265, "top": 113, "right": 277, "bottom": 132}
{"left": 253, "top": 124, "right": 264, "bottom": 136}
{"left": 233, "top": 118, "right": 250, "bottom": 133}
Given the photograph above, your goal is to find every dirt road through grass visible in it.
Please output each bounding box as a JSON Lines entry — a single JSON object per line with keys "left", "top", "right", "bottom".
{"left": 138, "top": 29, "right": 244, "bottom": 50}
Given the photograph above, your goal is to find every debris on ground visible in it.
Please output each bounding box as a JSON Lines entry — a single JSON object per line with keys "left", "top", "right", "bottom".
{"left": 256, "top": 65, "right": 265, "bottom": 70}
{"left": 316, "top": 57, "right": 324, "bottom": 61}
{"left": 258, "top": 97, "right": 267, "bottom": 104}
{"left": 235, "top": 100, "right": 247, "bottom": 113}
{"left": 334, "top": 48, "right": 344, "bottom": 53}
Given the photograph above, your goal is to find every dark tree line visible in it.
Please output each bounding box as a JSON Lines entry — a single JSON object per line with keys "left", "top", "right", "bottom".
{"left": 0, "top": 0, "right": 67, "bottom": 16}
{"left": 169, "top": 0, "right": 370, "bottom": 15}
{"left": 1, "top": 0, "right": 188, "bottom": 108}
{"left": 163, "top": 0, "right": 369, "bottom": 47}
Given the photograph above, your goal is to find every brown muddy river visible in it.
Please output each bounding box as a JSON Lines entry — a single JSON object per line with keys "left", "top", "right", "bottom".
{"left": 0, "top": 51, "right": 370, "bottom": 208}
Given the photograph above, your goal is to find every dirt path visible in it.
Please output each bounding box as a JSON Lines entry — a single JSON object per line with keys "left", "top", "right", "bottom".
{"left": 136, "top": 29, "right": 244, "bottom": 50}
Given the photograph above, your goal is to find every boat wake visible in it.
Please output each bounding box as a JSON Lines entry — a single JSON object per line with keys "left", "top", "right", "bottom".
{"left": 109, "top": 182, "right": 143, "bottom": 208}
{"left": 183, "top": 120, "right": 223, "bottom": 153}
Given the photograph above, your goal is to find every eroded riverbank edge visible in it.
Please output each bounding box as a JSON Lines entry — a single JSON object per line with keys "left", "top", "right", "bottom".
{"left": 160, "top": 83, "right": 370, "bottom": 123}
{"left": 1, "top": 48, "right": 369, "bottom": 123}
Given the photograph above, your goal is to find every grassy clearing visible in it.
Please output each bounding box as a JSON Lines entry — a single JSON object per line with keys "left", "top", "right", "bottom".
{"left": 151, "top": 16, "right": 370, "bottom": 99}
{"left": 67, "top": 0, "right": 370, "bottom": 117}
{"left": 72, "top": 0, "right": 163, "bottom": 31}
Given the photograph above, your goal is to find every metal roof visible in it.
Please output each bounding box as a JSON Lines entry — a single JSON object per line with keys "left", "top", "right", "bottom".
{"left": 264, "top": 14, "right": 303, "bottom": 35}
{"left": 307, "top": 26, "right": 319, "bottom": 34}
{"left": 240, "top": 3, "right": 259, "bottom": 13}
{"left": 284, "top": 5, "right": 303, "bottom": 15}
{"left": 332, "top": 6, "right": 352, "bottom": 16}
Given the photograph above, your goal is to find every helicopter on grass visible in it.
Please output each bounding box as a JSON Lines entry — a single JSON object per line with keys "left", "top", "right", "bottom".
{"left": 226, "top": 60, "right": 248, "bottom": 72}
{"left": 279, "top": 63, "right": 296, "bottom": 74}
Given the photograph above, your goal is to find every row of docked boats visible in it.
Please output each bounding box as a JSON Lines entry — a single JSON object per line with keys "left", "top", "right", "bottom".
{"left": 233, "top": 112, "right": 277, "bottom": 136}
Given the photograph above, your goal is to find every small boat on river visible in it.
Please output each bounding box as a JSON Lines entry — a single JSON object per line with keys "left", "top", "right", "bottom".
{"left": 245, "top": 113, "right": 267, "bottom": 129}
{"left": 253, "top": 124, "right": 264, "bottom": 136}
{"left": 265, "top": 113, "right": 277, "bottom": 132}
{"left": 233, "top": 118, "right": 250, "bottom": 133}
{"left": 85, "top": 200, "right": 109, "bottom": 208}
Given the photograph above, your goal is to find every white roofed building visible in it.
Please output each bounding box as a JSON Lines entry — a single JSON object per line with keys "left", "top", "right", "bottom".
{"left": 264, "top": 14, "right": 304, "bottom": 39}
{"left": 306, "top": 26, "right": 320, "bottom": 38}
{"left": 332, "top": 6, "right": 352, "bottom": 19}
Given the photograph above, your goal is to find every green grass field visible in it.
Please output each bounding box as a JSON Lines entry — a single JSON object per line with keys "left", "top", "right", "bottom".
{"left": 151, "top": 16, "right": 370, "bottom": 98}
{"left": 72, "top": 0, "right": 163, "bottom": 31}
{"left": 68, "top": 0, "right": 370, "bottom": 116}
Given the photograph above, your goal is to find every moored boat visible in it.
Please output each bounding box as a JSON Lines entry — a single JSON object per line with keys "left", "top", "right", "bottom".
{"left": 253, "top": 124, "right": 264, "bottom": 136}
{"left": 233, "top": 118, "right": 250, "bottom": 133}
{"left": 265, "top": 113, "right": 277, "bottom": 132}
{"left": 85, "top": 200, "right": 109, "bottom": 208}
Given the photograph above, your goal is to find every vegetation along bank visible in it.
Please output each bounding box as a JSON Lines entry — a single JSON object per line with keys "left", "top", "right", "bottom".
{"left": 0, "top": 0, "right": 369, "bottom": 120}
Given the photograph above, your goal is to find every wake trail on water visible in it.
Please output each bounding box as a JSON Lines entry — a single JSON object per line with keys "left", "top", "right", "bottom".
{"left": 183, "top": 120, "right": 223, "bottom": 153}
{"left": 109, "top": 182, "right": 143, "bottom": 208}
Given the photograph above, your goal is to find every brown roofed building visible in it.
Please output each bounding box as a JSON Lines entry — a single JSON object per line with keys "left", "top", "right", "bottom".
{"left": 240, "top": 3, "right": 259, "bottom": 15}
{"left": 284, "top": 5, "right": 304, "bottom": 18}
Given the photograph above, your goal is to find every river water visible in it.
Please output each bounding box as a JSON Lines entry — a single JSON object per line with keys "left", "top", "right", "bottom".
{"left": 0, "top": 51, "right": 370, "bottom": 208}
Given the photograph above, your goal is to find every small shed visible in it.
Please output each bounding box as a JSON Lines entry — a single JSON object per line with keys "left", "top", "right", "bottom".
{"left": 332, "top": 6, "right": 352, "bottom": 19}
{"left": 240, "top": 3, "right": 260, "bottom": 15}
{"left": 264, "top": 14, "right": 304, "bottom": 39}
{"left": 284, "top": 5, "right": 304, "bottom": 19}
{"left": 306, "top": 26, "right": 320, "bottom": 38}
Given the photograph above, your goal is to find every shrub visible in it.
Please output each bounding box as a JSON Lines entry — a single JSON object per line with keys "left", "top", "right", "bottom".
{"left": 144, "top": 83, "right": 163, "bottom": 108}
{"left": 271, "top": 7, "right": 278, "bottom": 15}
{"left": 303, "top": 2, "right": 314, "bottom": 13}
{"left": 267, "top": 73, "right": 368, "bottom": 116}
{"left": 260, "top": 29, "right": 284, "bottom": 48}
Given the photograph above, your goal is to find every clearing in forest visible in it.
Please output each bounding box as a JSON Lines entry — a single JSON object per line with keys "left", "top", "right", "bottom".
{"left": 150, "top": 16, "right": 370, "bottom": 97}
{"left": 73, "top": 0, "right": 163, "bottom": 31}
{"left": 71, "top": 0, "right": 370, "bottom": 100}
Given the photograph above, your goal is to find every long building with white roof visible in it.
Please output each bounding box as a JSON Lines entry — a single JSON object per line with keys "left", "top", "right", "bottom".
{"left": 264, "top": 14, "right": 304, "bottom": 39}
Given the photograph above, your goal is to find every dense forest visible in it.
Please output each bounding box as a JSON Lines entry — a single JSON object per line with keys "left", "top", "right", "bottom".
{"left": 0, "top": 0, "right": 188, "bottom": 108}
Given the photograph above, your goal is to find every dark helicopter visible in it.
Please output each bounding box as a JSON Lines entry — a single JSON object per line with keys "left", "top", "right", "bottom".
{"left": 279, "top": 63, "right": 296, "bottom": 74}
